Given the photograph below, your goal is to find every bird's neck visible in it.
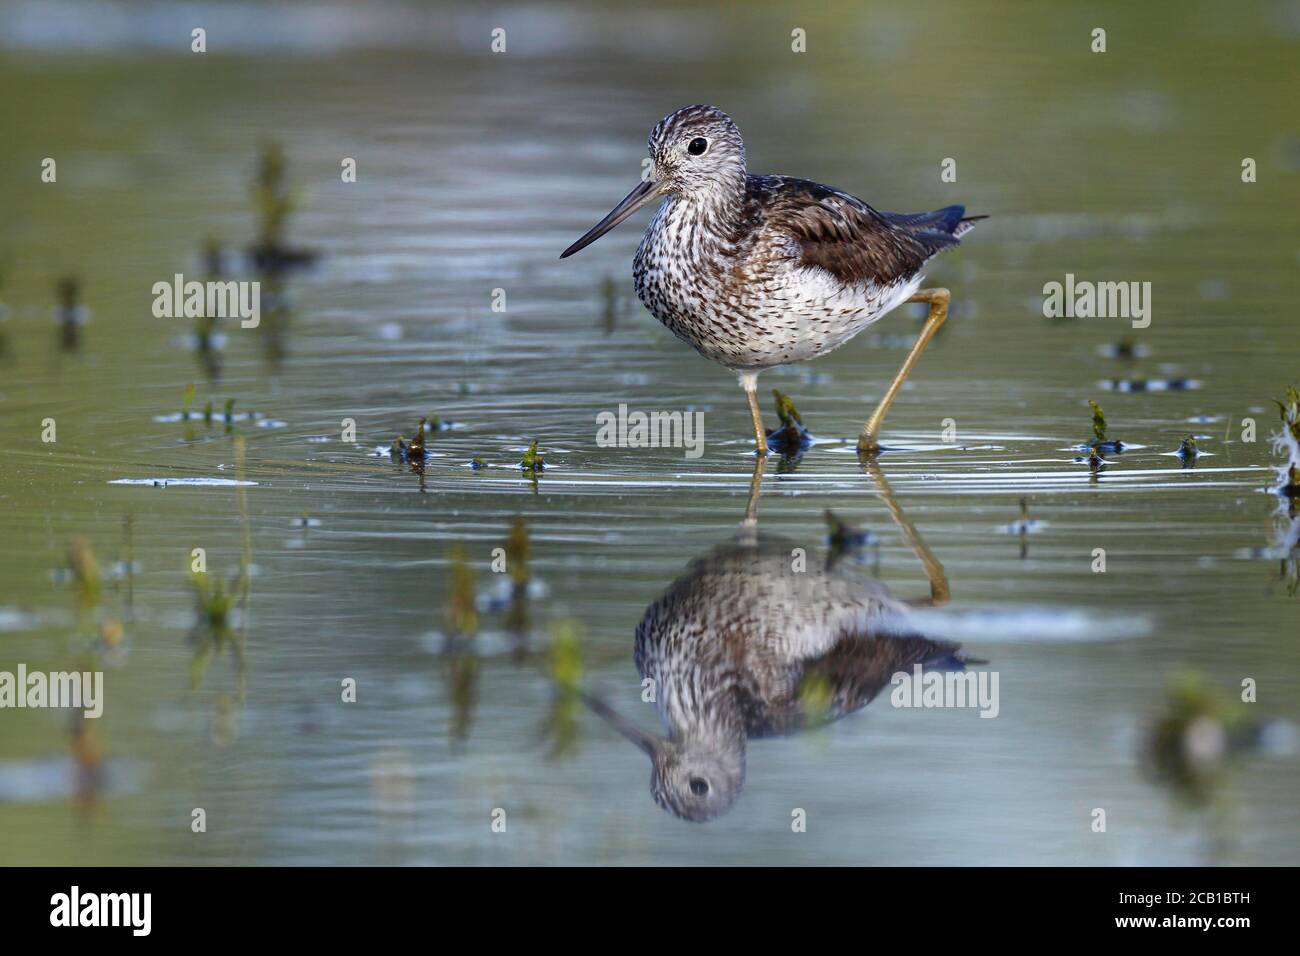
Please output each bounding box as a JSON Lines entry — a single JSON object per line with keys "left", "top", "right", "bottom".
{"left": 660, "top": 677, "right": 748, "bottom": 747}
{"left": 667, "top": 174, "right": 747, "bottom": 241}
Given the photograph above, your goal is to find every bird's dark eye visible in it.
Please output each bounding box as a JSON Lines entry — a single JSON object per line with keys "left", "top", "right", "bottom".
{"left": 687, "top": 137, "right": 708, "bottom": 156}
{"left": 689, "top": 777, "right": 709, "bottom": 796}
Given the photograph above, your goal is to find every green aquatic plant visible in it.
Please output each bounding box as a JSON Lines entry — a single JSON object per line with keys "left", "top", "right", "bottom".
{"left": 251, "top": 141, "right": 296, "bottom": 249}
{"left": 1078, "top": 399, "right": 1126, "bottom": 461}
{"left": 67, "top": 538, "right": 102, "bottom": 616}
{"left": 408, "top": 419, "right": 427, "bottom": 460}
{"left": 192, "top": 568, "right": 235, "bottom": 633}
{"left": 773, "top": 389, "right": 803, "bottom": 427}
{"left": 248, "top": 143, "right": 318, "bottom": 276}
{"left": 543, "top": 620, "right": 584, "bottom": 761}
{"left": 520, "top": 440, "right": 545, "bottom": 472}
{"left": 1089, "top": 399, "right": 1107, "bottom": 444}
{"left": 188, "top": 566, "right": 241, "bottom": 691}
{"left": 767, "top": 389, "right": 812, "bottom": 455}
{"left": 388, "top": 419, "right": 431, "bottom": 466}
{"left": 191, "top": 437, "right": 253, "bottom": 694}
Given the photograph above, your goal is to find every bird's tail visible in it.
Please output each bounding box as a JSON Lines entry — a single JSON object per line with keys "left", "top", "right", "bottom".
{"left": 885, "top": 205, "right": 987, "bottom": 239}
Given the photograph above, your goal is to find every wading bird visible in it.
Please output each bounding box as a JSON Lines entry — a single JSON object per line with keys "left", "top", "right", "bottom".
{"left": 561, "top": 105, "right": 984, "bottom": 456}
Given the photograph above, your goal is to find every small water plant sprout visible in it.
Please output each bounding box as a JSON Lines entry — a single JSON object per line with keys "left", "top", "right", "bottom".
{"left": 390, "top": 418, "right": 430, "bottom": 465}
{"left": 1086, "top": 399, "right": 1125, "bottom": 452}
{"left": 67, "top": 538, "right": 102, "bottom": 615}
{"left": 1175, "top": 435, "right": 1200, "bottom": 467}
{"left": 520, "top": 440, "right": 545, "bottom": 472}
{"left": 766, "top": 389, "right": 813, "bottom": 456}
{"left": 248, "top": 141, "right": 318, "bottom": 273}
{"left": 543, "top": 620, "right": 585, "bottom": 761}
{"left": 188, "top": 564, "right": 245, "bottom": 692}
{"left": 1073, "top": 400, "right": 1122, "bottom": 469}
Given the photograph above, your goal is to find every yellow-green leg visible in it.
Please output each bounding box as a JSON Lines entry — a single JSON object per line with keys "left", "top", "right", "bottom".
{"left": 858, "top": 288, "right": 950, "bottom": 456}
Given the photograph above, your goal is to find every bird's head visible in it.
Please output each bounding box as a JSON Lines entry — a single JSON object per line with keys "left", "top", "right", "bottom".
{"left": 647, "top": 104, "right": 747, "bottom": 200}
{"left": 560, "top": 104, "right": 745, "bottom": 259}
{"left": 647, "top": 738, "right": 745, "bottom": 822}
{"left": 582, "top": 690, "right": 745, "bottom": 822}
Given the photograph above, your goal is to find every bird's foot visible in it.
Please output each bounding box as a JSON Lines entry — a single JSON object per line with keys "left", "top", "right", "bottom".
{"left": 856, "top": 433, "right": 882, "bottom": 458}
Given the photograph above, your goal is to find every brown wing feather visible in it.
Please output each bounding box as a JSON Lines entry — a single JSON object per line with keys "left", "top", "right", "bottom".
{"left": 742, "top": 629, "right": 972, "bottom": 736}
{"left": 745, "top": 175, "right": 960, "bottom": 287}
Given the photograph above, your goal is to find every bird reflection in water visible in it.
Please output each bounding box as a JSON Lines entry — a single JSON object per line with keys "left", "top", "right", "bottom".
{"left": 585, "top": 461, "right": 983, "bottom": 822}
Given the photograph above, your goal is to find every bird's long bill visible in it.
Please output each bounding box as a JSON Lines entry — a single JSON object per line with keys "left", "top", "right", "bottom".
{"left": 580, "top": 690, "right": 660, "bottom": 757}
{"left": 560, "top": 179, "right": 665, "bottom": 259}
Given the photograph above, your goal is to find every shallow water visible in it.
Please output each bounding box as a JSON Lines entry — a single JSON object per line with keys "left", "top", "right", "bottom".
{"left": 2, "top": 0, "right": 1299, "bottom": 865}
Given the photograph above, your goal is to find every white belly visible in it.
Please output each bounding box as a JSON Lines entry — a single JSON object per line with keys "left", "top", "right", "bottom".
{"left": 634, "top": 202, "right": 922, "bottom": 371}
{"left": 752, "top": 266, "right": 923, "bottom": 366}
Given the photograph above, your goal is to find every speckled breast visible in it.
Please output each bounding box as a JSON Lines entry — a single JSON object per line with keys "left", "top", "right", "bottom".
{"left": 633, "top": 200, "right": 914, "bottom": 372}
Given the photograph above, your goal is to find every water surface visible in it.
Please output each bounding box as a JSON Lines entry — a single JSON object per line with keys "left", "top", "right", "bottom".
{"left": 2, "top": 0, "right": 1299, "bottom": 865}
